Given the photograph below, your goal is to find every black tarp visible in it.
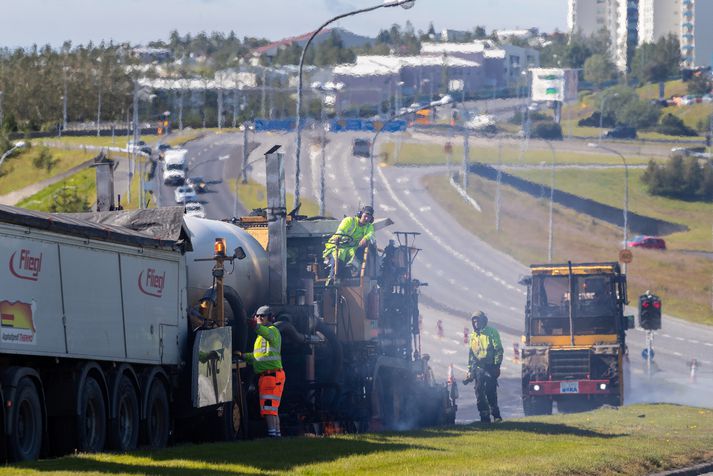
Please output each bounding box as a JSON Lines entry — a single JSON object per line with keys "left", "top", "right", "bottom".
{"left": 0, "top": 205, "right": 189, "bottom": 251}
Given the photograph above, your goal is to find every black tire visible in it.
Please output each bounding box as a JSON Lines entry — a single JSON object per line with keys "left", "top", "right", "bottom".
{"left": 143, "top": 380, "right": 170, "bottom": 449}
{"left": 108, "top": 375, "right": 140, "bottom": 451}
{"left": 523, "top": 395, "right": 553, "bottom": 416}
{"left": 8, "top": 378, "right": 43, "bottom": 462}
{"left": 77, "top": 376, "right": 107, "bottom": 453}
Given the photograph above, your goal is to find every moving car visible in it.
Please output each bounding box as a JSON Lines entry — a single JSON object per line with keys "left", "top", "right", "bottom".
{"left": 352, "top": 138, "right": 371, "bottom": 157}
{"left": 186, "top": 176, "right": 208, "bottom": 193}
{"left": 627, "top": 235, "right": 666, "bottom": 250}
{"left": 184, "top": 201, "right": 206, "bottom": 218}
{"left": 174, "top": 185, "right": 197, "bottom": 204}
{"left": 163, "top": 164, "right": 186, "bottom": 185}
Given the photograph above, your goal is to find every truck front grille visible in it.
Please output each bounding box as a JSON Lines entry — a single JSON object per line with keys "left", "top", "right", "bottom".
{"left": 549, "top": 349, "right": 590, "bottom": 380}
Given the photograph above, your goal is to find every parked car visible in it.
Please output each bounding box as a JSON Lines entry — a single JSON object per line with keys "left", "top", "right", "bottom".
{"left": 605, "top": 126, "right": 637, "bottom": 139}
{"left": 627, "top": 235, "right": 666, "bottom": 250}
{"left": 184, "top": 201, "right": 206, "bottom": 218}
{"left": 174, "top": 185, "right": 197, "bottom": 204}
{"left": 352, "top": 138, "right": 371, "bottom": 158}
{"left": 186, "top": 176, "right": 208, "bottom": 193}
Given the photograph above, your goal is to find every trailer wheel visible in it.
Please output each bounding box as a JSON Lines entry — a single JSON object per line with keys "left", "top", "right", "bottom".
{"left": 143, "top": 380, "right": 170, "bottom": 449}
{"left": 77, "top": 376, "right": 106, "bottom": 453}
{"left": 8, "top": 378, "right": 43, "bottom": 462}
{"left": 108, "top": 375, "right": 139, "bottom": 452}
{"left": 522, "top": 396, "right": 552, "bottom": 416}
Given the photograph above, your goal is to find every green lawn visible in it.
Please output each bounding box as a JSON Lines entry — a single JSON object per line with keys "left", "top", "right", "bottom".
{"left": 381, "top": 141, "right": 653, "bottom": 167}
{"left": 0, "top": 147, "right": 96, "bottom": 195}
{"left": 561, "top": 81, "right": 711, "bottom": 140}
{"left": 3, "top": 404, "right": 713, "bottom": 475}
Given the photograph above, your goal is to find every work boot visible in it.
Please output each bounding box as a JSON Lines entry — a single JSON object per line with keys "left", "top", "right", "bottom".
{"left": 493, "top": 417, "right": 503, "bottom": 423}
{"left": 480, "top": 413, "right": 491, "bottom": 423}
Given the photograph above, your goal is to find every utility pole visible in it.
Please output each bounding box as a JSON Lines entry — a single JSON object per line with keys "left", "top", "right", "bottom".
{"left": 0, "top": 91, "right": 4, "bottom": 130}
{"left": 261, "top": 68, "right": 267, "bottom": 118}
{"left": 217, "top": 86, "right": 224, "bottom": 129}
{"left": 319, "top": 103, "right": 327, "bottom": 216}
{"left": 62, "top": 66, "right": 69, "bottom": 134}
{"left": 495, "top": 141, "right": 502, "bottom": 232}
{"left": 242, "top": 123, "right": 249, "bottom": 184}
{"left": 132, "top": 80, "right": 141, "bottom": 208}
{"left": 178, "top": 89, "right": 184, "bottom": 130}
{"left": 232, "top": 89, "right": 238, "bottom": 128}
{"left": 462, "top": 127, "right": 469, "bottom": 190}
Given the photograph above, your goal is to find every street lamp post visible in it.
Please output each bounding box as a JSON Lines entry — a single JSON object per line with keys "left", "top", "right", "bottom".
{"left": 369, "top": 95, "right": 452, "bottom": 207}
{"left": 588, "top": 143, "right": 629, "bottom": 271}
{"left": 544, "top": 140, "right": 557, "bottom": 262}
{"left": 294, "top": 0, "right": 416, "bottom": 209}
{"left": 0, "top": 141, "right": 27, "bottom": 170}
{"left": 598, "top": 93, "right": 619, "bottom": 143}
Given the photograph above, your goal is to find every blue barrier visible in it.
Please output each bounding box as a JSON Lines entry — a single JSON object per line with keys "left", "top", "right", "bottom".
{"left": 253, "top": 119, "right": 296, "bottom": 131}
{"left": 328, "top": 119, "right": 407, "bottom": 132}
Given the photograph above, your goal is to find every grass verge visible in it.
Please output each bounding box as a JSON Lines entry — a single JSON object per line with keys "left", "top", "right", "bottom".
{"left": 381, "top": 141, "right": 653, "bottom": 167}
{"left": 0, "top": 147, "right": 96, "bottom": 195}
{"left": 4, "top": 404, "right": 713, "bottom": 475}
{"left": 231, "top": 178, "right": 321, "bottom": 217}
{"left": 423, "top": 172, "right": 713, "bottom": 325}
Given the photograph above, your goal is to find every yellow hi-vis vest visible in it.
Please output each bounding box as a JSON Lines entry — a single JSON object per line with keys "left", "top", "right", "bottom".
{"left": 323, "top": 216, "right": 374, "bottom": 264}
{"left": 245, "top": 324, "right": 282, "bottom": 374}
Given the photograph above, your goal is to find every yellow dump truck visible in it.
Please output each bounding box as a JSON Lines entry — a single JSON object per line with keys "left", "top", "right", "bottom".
{"left": 519, "top": 262, "right": 633, "bottom": 415}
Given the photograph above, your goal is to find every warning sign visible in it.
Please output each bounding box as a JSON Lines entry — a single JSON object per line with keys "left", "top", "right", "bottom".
{"left": 619, "top": 249, "right": 633, "bottom": 264}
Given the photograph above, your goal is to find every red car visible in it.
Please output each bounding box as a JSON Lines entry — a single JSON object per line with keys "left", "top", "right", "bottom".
{"left": 627, "top": 235, "right": 666, "bottom": 250}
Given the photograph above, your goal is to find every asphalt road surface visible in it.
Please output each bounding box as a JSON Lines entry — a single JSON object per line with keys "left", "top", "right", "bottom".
{"left": 162, "top": 129, "right": 713, "bottom": 423}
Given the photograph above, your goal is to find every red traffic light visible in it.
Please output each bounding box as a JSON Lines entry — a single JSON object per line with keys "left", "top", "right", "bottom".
{"left": 641, "top": 300, "right": 650, "bottom": 308}
{"left": 653, "top": 300, "right": 661, "bottom": 309}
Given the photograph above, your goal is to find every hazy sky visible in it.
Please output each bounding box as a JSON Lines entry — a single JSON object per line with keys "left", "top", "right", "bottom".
{"left": 0, "top": 0, "right": 567, "bottom": 49}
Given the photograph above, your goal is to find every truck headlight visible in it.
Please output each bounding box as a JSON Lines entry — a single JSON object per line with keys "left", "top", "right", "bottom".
{"left": 599, "top": 383, "right": 607, "bottom": 390}
{"left": 533, "top": 384, "right": 541, "bottom": 391}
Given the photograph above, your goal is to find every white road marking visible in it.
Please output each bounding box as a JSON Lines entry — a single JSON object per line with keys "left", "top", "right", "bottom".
{"left": 442, "top": 349, "right": 457, "bottom": 355}
{"left": 673, "top": 351, "right": 683, "bottom": 357}
{"left": 689, "top": 339, "right": 699, "bottom": 344}
{"left": 675, "top": 337, "right": 685, "bottom": 341}
{"left": 376, "top": 164, "right": 526, "bottom": 296}
{"left": 704, "top": 343, "right": 713, "bottom": 347}
{"left": 419, "top": 206, "right": 432, "bottom": 212}
{"left": 396, "top": 177, "right": 410, "bottom": 184}
{"left": 662, "top": 333, "right": 671, "bottom": 338}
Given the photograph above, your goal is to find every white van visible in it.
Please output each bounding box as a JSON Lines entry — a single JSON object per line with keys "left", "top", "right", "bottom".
{"left": 163, "top": 149, "right": 188, "bottom": 185}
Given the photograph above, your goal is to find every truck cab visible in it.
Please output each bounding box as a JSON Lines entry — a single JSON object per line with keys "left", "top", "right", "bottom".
{"left": 520, "top": 262, "right": 631, "bottom": 415}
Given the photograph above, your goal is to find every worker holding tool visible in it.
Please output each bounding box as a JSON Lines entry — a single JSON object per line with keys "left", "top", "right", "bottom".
{"left": 242, "top": 305, "right": 285, "bottom": 438}
{"left": 463, "top": 310, "right": 503, "bottom": 423}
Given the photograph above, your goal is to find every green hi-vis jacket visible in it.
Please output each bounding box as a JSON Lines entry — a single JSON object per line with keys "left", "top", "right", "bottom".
{"left": 323, "top": 215, "right": 374, "bottom": 264}
{"left": 245, "top": 324, "right": 283, "bottom": 374}
{"left": 467, "top": 326, "right": 504, "bottom": 369}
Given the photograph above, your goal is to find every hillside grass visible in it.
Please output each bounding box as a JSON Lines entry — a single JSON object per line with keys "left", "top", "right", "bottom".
{"left": 423, "top": 171, "right": 713, "bottom": 325}
{"left": 562, "top": 80, "right": 711, "bottom": 139}
{"left": 0, "top": 147, "right": 96, "bottom": 194}
{"left": 3, "top": 404, "right": 713, "bottom": 475}
{"left": 382, "top": 141, "right": 653, "bottom": 167}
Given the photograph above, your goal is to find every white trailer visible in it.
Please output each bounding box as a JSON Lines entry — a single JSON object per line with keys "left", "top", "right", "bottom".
{"left": 0, "top": 205, "right": 268, "bottom": 461}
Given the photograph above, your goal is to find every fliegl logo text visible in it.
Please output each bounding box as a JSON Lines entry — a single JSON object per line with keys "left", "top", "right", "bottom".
{"left": 9, "top": 249, "right": 43, "bottom": 281}
{"left": 138, "top": 268, "right": 166, "bottom": 298}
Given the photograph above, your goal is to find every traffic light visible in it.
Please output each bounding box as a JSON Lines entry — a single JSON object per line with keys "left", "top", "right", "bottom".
{"left": 638, "top": 292, "right": 662, "bottom": 330}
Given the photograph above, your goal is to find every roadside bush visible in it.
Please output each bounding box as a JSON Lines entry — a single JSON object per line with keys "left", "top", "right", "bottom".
{"left": 578, "top": 111, "right": 615, "bottom": 128}
{"left": 49, "top": 186, "right": 90, "bottom": 213}
{"left": 615, "top": 99, "right": 660, "bottom": 129}
{"left": 641, "top": 156, "right": 713, "bottom": 201}
{"left": 509, "top": 110, "right": 548, "bottom": 125}
{"left": 32, "top": 146, "right": 58, "bottom": 172}
{"left": 656, "top": 113, "right": 698, "bottom": 136}
{"left": 531, "top": 121, "right": 563, "bottom": 140}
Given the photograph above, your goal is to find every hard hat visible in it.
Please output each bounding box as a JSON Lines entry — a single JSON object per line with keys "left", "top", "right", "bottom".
{"left": 361, "top": 205, "right": 374, "bottom": 217}
{"left": 255, "top": 305, "right": 273, "bottom": 317}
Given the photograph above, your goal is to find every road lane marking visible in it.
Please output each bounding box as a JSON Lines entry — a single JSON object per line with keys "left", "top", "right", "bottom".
{"left": 376, "top": 164, "right": 526, "bottom": 296}
{"left": 419, "top": 206, "right": 431, "bottom": 212}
